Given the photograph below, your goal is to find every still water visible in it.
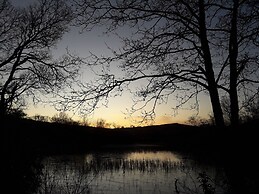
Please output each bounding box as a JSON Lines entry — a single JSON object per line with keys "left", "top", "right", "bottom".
{"left": 35, "top": 148, "right": 229, "bottom": 194}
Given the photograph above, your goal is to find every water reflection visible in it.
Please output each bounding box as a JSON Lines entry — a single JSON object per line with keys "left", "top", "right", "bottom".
{"left": 125, "top": 151, "right": 181, "bottom": 162}
{"left": 35, "top": 150, "right": 229, "bottom": 194}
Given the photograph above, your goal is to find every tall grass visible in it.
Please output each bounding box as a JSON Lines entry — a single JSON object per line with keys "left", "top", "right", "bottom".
{"left": 35, "top": 154, "right": 229, "bottom": 194}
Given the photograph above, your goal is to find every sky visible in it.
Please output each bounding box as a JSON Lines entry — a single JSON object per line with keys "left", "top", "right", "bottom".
{"left": 9, "top": 0, "right": 213, "bottom": 127}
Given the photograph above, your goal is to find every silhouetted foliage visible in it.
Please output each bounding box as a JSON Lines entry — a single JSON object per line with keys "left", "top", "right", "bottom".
{"left": 221, "top": 96, "right": 232, "bottom": 125}
{"left": 0, "top": 0, "right": 80, "bottom": 117}
{"left": 96, "top": 118, "right": 107, "bottom": 128}
{"left": 221, "top": 93, "right": 259, "bottom": 124}
{"left": 69, "top": 0, "right": 259, "bottom": 127}
{"left": 242, "top": 93, "right": 259, "bottom": 121}
{"left": 6, "top": 107, "right": 27, "bottom": 119}
{"left": 31, "top": 114, "right": 49, "bottom": 122}
{"left": 80, "top": 115, "right": 92, "bottom": 126}
{"left": 51, "top": 112, "right": 79, "bottom": 125}
{"left": 187, "top": 115, "right": 214, "bottom": 127}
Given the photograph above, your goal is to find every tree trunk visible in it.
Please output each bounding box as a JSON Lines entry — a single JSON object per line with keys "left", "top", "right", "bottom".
{"left": 198, "top": 0, "right": 225, "bottom": 127}
{"left": 229, "top": 0, "right": 239, "bottom": 127}
{"left": 209, "top": 87, "right": 225, "bottom": 127}
{"left": 0, "top": 96, "right": 7, "bottom": 120}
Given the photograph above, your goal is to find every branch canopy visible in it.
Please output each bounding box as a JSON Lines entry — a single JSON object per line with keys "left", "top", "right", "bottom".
{"left": 0, "top": 0, "right": 81, "bottom": 115}
{"left": 64, "top": 0, "right": 259, "bottom": 126}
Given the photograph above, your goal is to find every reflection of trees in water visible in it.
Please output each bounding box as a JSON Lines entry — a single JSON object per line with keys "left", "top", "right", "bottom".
{"left": 175, "top": 171, "right": 230, "bottom": 194}
{"left": 38, "top": 166, "right": 92, "bottom": 193}
{"left": 37, "top": 157, "right": 94, "bottom": 194}
{"left": 36, "top": 155, "right": 229, "bottom": 194}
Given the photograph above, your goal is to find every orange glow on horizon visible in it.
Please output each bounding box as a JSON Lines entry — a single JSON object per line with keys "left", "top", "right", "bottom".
{"left": 25, "top": 93, "right": 211, "bottom": 127}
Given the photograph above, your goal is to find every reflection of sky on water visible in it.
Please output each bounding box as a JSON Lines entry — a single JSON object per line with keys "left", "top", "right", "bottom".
{"left": 39, "top": 150, "right": 228, "bottom": 194}
{"left": 83, "top": 150, "right": 182, "bottom": 164}
{"left": 125, "top": 151, "right": 181, "bottom": 162}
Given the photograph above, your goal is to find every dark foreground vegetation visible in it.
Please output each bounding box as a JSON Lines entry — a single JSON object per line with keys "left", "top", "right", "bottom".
{"left": 1, "top": 117, "right": 259, "bottom": 194}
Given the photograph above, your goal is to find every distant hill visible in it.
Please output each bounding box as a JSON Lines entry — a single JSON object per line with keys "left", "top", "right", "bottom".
{"left": 4, "top": 117, "right": 259, "bottom": 155}
{"left": 2, "top": 117, "right": 221, "bottom": 154}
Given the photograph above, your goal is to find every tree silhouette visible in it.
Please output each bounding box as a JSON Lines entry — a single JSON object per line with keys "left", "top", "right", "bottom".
{"left": 51, "top": 112, "right": 74, "bottom": 125}
{"left": 96, "top": 118, "right": 107, "bottom": 128}
{"left": 242, "top": 92, "right": 259, "bottom": 121}
{"left": 69, "top": 0, "right": 259, "bottom": 127}
{"left": 0, "top": 0, "right": 80, "bottom": 118}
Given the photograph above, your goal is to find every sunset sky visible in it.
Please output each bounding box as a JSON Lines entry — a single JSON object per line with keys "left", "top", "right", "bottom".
{"left": 10, "top": 0, "right": 213, "bottom": 127}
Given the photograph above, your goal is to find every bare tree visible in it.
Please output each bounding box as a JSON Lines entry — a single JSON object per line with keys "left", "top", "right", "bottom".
{"left": 31, "top": 114, "right": 49, "bottom": 122}
{"left": 241, "top": 92, "right": 259, "bottom": 121}
{"left": 70, "top": 0, "right": 259, "bottom": 127}
{"left": 220, "top": 96, "right": 231, "bottom": 125}
{"left": 51, "top": 112, "right": 74, "bottom": 124}
{"left": 0, "top": 0, "right": 80, "bottom": 118}
{"left": 187, "top": 115, "right": 213, "bottom": 126}
{"left": 96, "top": 118, "right": 107, "bottom": 128}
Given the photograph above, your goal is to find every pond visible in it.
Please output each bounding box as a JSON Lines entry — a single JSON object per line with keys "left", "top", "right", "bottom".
{"left": 34, "top": 146, "right": 229, "bottom": 194}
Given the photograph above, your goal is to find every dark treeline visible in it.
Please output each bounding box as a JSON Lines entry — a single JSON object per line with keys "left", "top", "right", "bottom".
{"left": 2, "top": 116, "right": 258, "bottom": 155}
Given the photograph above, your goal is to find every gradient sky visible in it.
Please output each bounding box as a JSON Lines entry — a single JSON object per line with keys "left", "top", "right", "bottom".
{"left": 10, "top": 0, "right": 213, "bottom": 127}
